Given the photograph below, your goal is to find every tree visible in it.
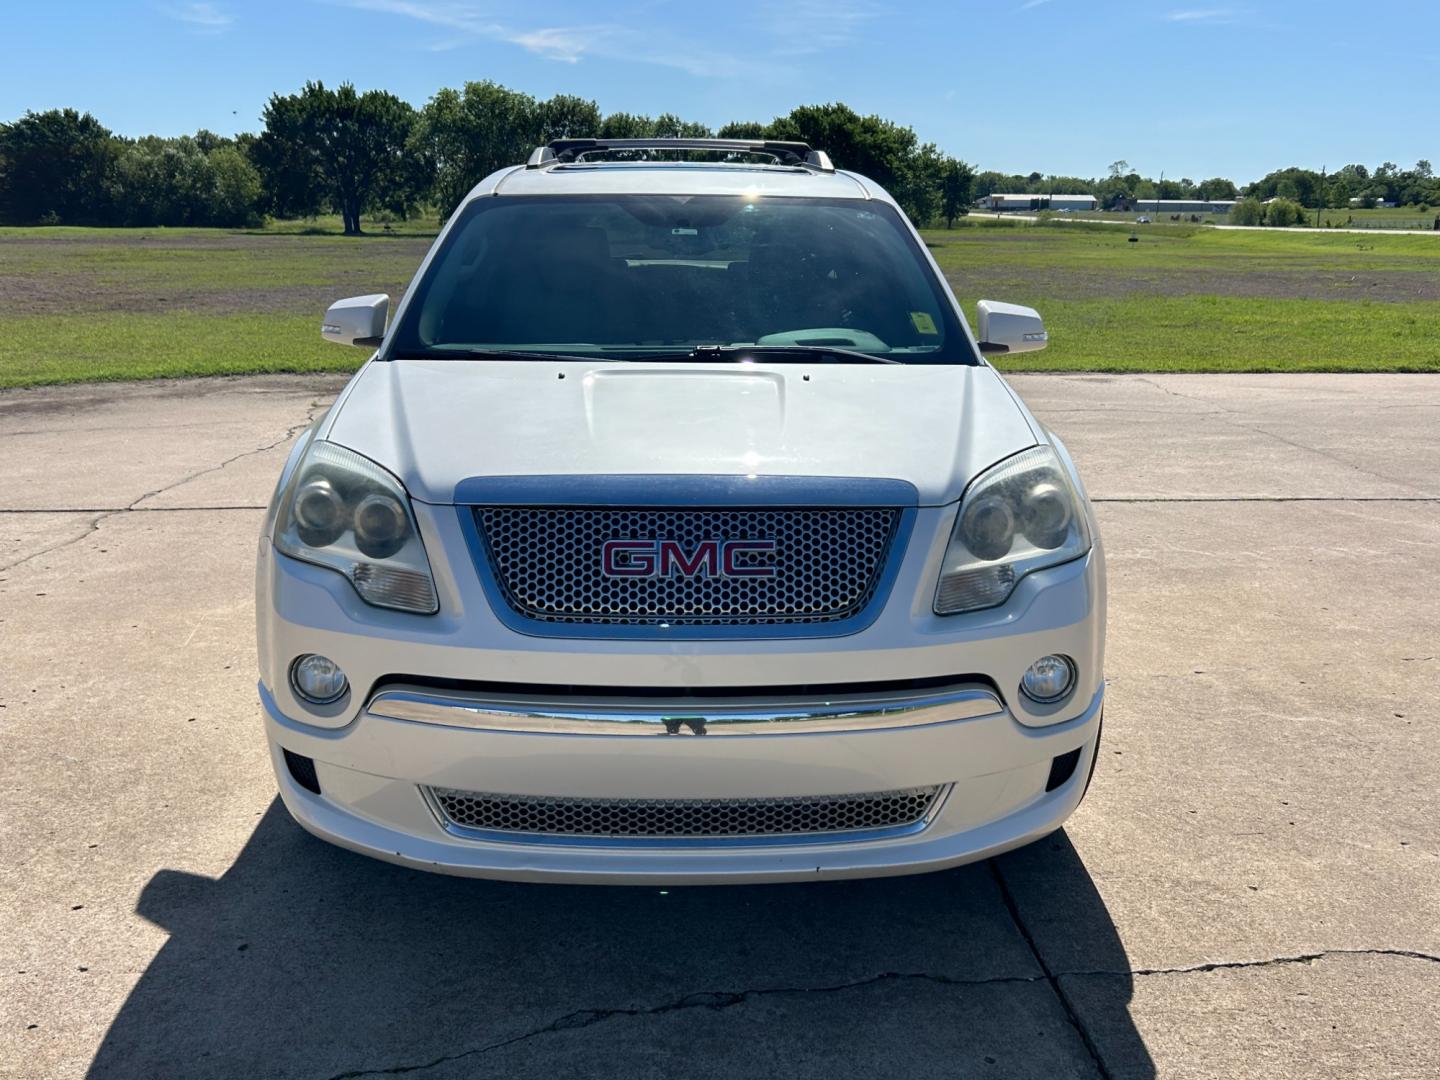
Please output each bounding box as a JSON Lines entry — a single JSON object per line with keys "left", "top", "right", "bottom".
{"left": 651, "top": 112, "right": 711, "bottom": 139}
{"left": 254, "top": 81, "right": 418, "bottom": 234}
{"left": 206, "top": 145, "right": 265, "bottom": 226}
{"left": 535, "top": 94, "right": 601, "bottom": 143}
{"left": 1264, "top": 197, "right": 1305, "bottom": 227}
{"left": 764, "top": 103, "right": 933, "bottom": 217}
{"left": 1197, "top": 177, "right": 1237, "bottom": 200}
{"left": 765, "top": 104, "right": 914, "bottom": 191}
{"left": 413, "top": 83, "right": 527, "bottom": 217}
{"left": 109, "top": 135, "right": 264, "bottom": 227}
{"left": 896, "top": 143, "right": 945, "bottom": 226}
{"left": 1230, "top": 198, "right": 1264, "bottom": 226}
{"left": 598, "top": 111, "right": 652, "bottom": 139}
{"left": 0, "top": 108, "right": 117, "bottom": 224}
{"left": 717, "top": 121, "right": 766, "bottom": 139}
{"left": 939, "top": 157, "right": 975, "bottom": 227}
{"left": 1250, "top": 166, "right": 1324, "bottom": 208}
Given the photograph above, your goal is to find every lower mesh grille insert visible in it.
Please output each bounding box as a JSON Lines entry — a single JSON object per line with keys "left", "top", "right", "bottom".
{"left": 427, "top": 786, "right": 942, "bottom": 839}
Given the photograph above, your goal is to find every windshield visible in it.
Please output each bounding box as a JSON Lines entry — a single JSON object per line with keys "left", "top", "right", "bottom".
{"left": 386, "top": 194, "right": 977, "bottom": 365}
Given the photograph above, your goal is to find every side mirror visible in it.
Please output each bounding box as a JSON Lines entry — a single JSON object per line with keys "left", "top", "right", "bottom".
{"left": 321, "top": 294, "right": 389, "bottom": 348}
{"left": 976, "top": 300, "right": 1048, "bottom": 354}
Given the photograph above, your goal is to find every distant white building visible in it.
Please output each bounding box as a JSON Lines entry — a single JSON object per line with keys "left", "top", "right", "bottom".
{"left": 980, "top": 193, "right": 1098, "bottom": 211}
{"left": 1137, "top": 199, "right": 1237, "bottom": 214}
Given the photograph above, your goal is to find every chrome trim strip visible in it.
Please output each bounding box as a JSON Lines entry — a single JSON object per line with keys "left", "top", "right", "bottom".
{"left": 368, "top": 683, "right": 1004, "bottom": 737}
{"left": 419, "top": 784, "right": 952, "bottom": 848}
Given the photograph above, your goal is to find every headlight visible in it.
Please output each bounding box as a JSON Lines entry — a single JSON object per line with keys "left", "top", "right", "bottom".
{"left": 274, "top": 441, "right": 439, "bottom": 614}
{"left": 934, "top": 445, "right": 1090, "bottom": 615}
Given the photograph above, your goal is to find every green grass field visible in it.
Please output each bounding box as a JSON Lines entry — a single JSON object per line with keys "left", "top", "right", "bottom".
{"left": 930, "top": 220, "right": 1440, "bottom": 372}
{"left": 1, "top": 217, "right": 1437, "bottom": 388}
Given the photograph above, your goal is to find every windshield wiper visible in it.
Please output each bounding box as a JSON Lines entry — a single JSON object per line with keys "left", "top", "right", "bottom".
{"left": 389, "top": 349, "right": 616, "bottom": 362}
{"left": 390, "top": 346, "right": 902, "bottom": 365}
{"left": 689, "top": 345, "right": 901, "bottom": 365}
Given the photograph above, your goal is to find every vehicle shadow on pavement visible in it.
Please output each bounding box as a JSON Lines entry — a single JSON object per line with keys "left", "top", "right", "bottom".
{"left": 88, "top": 802, "right": 1154, "bottom": 1079}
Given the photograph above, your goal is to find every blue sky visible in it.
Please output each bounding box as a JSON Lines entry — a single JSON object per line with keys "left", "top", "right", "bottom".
{"left": 3, "top": 1, "right": 1434, "bottom": 183}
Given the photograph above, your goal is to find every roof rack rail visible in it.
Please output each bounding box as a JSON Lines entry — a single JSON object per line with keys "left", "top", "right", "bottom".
{"left": 525, "top": 138, "right": 835, "bottom": 173}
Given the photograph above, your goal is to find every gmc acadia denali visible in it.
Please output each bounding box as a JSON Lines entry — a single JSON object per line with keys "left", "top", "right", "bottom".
{"left": 256, "top": 138, "right": 1106, "bottom": 883}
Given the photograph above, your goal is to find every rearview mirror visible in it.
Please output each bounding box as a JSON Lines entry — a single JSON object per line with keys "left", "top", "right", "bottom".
{"left": 976, "top": 300, "right": 1048, "bottom": 355}
{"left": 322, "top": 294, "right": 389, "bottom": 348}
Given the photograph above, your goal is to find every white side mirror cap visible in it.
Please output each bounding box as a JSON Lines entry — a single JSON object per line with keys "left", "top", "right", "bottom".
{"left": 322, "top": 294, "right": 389, "bottom": 348}
{"left": 976, "top": 300, "right": 1048, "bottom": 355}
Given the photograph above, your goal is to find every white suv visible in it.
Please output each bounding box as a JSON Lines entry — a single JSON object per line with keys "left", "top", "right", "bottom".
{"left": 257, "top": 138, "right": 1106, "bottom": 883}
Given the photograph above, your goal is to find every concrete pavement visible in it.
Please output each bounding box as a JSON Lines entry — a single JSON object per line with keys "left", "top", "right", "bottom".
{"left": 2, "top": 373, "right": 1437, "bottom": 1079}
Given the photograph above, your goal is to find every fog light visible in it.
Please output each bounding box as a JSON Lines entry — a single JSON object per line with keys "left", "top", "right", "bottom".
{"left": 1021, "top": 654, "right": 1076, "bottom": 704}
{"left": 290, "top": 654, "right": 348, "bottom": 704}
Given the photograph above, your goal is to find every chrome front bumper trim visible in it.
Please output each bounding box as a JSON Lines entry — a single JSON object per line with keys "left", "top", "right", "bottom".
{"left": 365, "top": 682, "right": 1005, "bottom": 737}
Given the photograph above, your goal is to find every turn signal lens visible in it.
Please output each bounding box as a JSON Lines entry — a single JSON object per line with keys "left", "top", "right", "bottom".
{"left": 1021, "top": 655, "right": 1076, "bottom": 704}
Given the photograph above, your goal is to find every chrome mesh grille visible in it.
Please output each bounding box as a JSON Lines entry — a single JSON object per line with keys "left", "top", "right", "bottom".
{"left": 475, "top": 506, "right": 899, "bottom": 624}
{"left": 427, "top": 787, "right": 942, "bottom": 839}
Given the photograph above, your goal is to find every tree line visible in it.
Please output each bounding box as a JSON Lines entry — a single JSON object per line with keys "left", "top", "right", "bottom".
{"left": 984, "top": 159, "right": 1438, "bottom": 214}
{"left": 0, "top": 82, "right": 977, "bottom": 233}
{"left": 1, "top": 81, "right": 1436, "bottom": 232}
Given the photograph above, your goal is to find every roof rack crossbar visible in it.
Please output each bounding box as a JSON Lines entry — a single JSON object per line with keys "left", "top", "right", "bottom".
{"left": 527, "top": 138, "right": 834, "bottom": 173}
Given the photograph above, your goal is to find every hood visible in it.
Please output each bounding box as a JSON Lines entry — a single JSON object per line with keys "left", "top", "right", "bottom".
{"left": 325, "top": 359, "right": 1038, "bottom": 507}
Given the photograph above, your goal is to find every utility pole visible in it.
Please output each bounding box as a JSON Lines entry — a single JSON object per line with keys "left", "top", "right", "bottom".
{"left": 1316, "top": 166, "right": 1326, "bottom": 228}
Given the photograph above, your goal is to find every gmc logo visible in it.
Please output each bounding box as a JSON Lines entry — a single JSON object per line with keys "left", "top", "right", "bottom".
{"left": 602, "top": 538, "right": 778, "bottom": 578}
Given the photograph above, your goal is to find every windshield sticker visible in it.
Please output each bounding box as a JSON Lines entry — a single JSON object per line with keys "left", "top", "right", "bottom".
{"left": 910, "top": 311, "right": 938, "bottom": 335}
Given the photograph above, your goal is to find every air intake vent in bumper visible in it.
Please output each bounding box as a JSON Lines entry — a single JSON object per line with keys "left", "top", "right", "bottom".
{"left": 425, "top": 786, "right": 944, "bottom": 843}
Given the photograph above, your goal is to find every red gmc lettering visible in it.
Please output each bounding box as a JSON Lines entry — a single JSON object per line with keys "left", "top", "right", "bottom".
{"left": 601, "top": 539, "right": 777, "bottom": 578}
{"left": 601, "top": 539, "right": 656, "bottom": 576}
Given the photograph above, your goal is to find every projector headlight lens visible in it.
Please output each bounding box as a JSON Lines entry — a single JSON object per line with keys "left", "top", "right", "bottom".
{"left": 293, "top": 477, "right": 347, "bottom": 547}
{"left": 353, "top": 493, "right": 409, "bottom": 559}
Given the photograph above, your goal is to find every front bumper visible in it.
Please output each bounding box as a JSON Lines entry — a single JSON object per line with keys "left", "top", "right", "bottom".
{"left": 257, "top": 500, "right": 1105, "bottom": 883}
{"left": 263, "top": 680, "right": 1102, "bottom": 884}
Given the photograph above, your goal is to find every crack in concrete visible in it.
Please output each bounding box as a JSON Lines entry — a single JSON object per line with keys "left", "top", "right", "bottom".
{"left": 1113, "top": 948, "right": 1440, "bottom": 979}
{"left": 309, "top": 947, "right": 1440, "bottom": 1079}
{"left": 318, "top": 970, "right": 1048, "bottom": 1080}
{"left": 127, "top": 398, "right": 324, "bottom": 510}
{"left": 0, "top": 400, "right": 322, "bottom": 574}
{"left": 1133, "top": 377, "right": 1435, "bottom": 496}
{"left": 989, "top": 860, "right": 1114, "bottom": 1080}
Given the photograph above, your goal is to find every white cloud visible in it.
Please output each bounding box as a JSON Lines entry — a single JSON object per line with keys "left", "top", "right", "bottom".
{"left": 161, "top": 2, "right": 233, "bottom": 31}
{"left": 1019, "top": 0, "right": 1054, "bottom": 10}
{"left": 1167, "top": 8, "right": 1245, "bottom": 23}
{"left": 327, "top": 1, "right": 763, "bottom": 76}
{"left": 762, "top": 0, "right": 882, "bottom": 56}
{"left": 507, "top": 27, "right": 595, "bottom": 64}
